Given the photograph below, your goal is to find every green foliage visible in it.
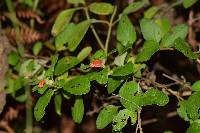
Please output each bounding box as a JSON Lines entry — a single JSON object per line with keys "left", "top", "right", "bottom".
{"left": 140, "top": 18, "right": 162, "bottom": 42}
{"left": 91, "top": 49, "right": 107, "bottom": 61}
{"left": 68, "top": 0, "right": 85, "bottom": 5}
{"left": 192, "top": 80, "right": 200, "bottom": 92}
{"left": 112, "top": 62, "right": 135, "bottom": 76}
{"left": 162, "top": 24, "right": 188, "bottom": 48}
{"left": 54, "top": 93, "right": 62, "bottom": 116}
{"left": 174, "top": 38, "right": 197, "bottom": 59}
{"left": 52, "top": 9, "right": 75, "bottom": 36}
{"left": 54, "top": 56, "right": 79, "bottom": 76}
{"left": 63, "top": 76, "right": 90, "bottom": 95}
{"left": 77, "top": 46, "right": 92, "bottom": 62}
{"left": 72, "top": 98, "right": 84, "bottom": 123}
{"left": 155, "top": 18, "right": 171, "bottom": 35}
{"left": 135, "top": 40, "right": 159, "bottom": 63}
{"left": 89, "top": 2, "right": 114, "bottom": 15}
{"left": 34, "top": 89, "right": 54, "bottom": 121}
{"left": 33, "top": 42, "right": 43, "bottom": 56}
{"left": 45, "top": 55, "right": 59, "bottom": 79}
{"left": 107, "top": 77, "right": 122, "bottom": 94}
{"left": 187, "top": 121, "right": 200, "bottom": 133}
{"left": 112, "top": 109, "right": 137, "bottom": 131}
{"left": 96, "top": 105, "right": 118, "bottom": 129}
{"left": 8, "top": 51, "right": 20, "bottom": 66}
{"left": 122, "top": 0, "right": 149, "bottom": 14}
{"left": 114, "top": 52, "right": 127, "bottom": 66}
{"left": 144, "top": 6, "right": 159, "bottom": 19}
{"left": 117, "top": 15, "right": 136, "bottom": 47}
{"left": 183, "top": 0, "right": 199, "bottom": 8}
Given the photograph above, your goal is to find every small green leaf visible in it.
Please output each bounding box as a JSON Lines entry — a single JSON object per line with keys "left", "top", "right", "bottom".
{"left": 144, "top": 6, "right": 159, "bottom": 19}
{"left": 162, "top": 24, "right": 188, "bottom": 48}
{"left": 119, "top": 81, "right": 140, "bottom": 111}
{"left": 192, "top": 80, "right": 200, "bottom": 92}
{"left": 33, "top": 42, "right": 42, "bottom": 56}
{"left": 52, "top": 9, "right": 75, "bottom": 36}
{"left": 54, "top": 93, "right": 62, "bottom": 116}
{"left": 114, "top": 52, "right": 127, "bottom": 66}
{"left": 117, "top": 15, "right": 136, "bottom": 47}
{"left": 112, "top": 62, "right": 135, "bottom": 77}
{"left": 187, "top": 121, "right": 200, "bottom": 133}
{"left": 96, "top": 105, "right": 118, "bottom": 129}
{"left": 183, "top": 0, "right": 198, "bottom": 8}
{"left": 155, "top": 18, "right": 171, "bottom": 35}
{"left": 107, "top": 77, "right": 122, "bottom": 94}
{"left": 54, "top": 56, "right": 79, "bottom": 76}
{"left": 177, "top": 101, "right": 189, "bottom": 121}
{"left": 67, "top": 20, "right": 91, "bottom": 51}
{"left": 140, "top": 18, "right": 162, "bottom": 42}
{"left": 91, "top": 50, "right": 107, "bottom": 61}
{"left": 77, "top": 46, "right": 92, "bottom": 62}
{"left": 174, "top": 38, "right": 197, "bottom": 59}
{"left": 34, "top": 89, "right": 54, "bottom": 121}
{"left": 72, "top": 98, "right": 84, "bottom": 123}
{"left": 123, "top": 1, "right": 148, "bottom": 14}
{"left": 68, "top": 0, "right": 85, "bottom": 4}
{"left": 142, "top": 88, "right": 169, "bottom": 106}
{"left": 8, "top": 51, "right": 20, "bottom": 66}
{"left": 63, "top": 76, "right": 90, "bottom": 95}
{"left": 89, "top": 2, "right": 114, "bottom": 15}
{"left": 135, "top": 40, "right": 159, "bottom": 63}
{"left": 112, "top": 109, "right": 137, "bottom": 131}
{"left": 55, "top": 23, "right": 75, "bottom": 51}
{"left": 164, "top": 131, "right": 173, "bottom": 133}
{"left": 45, "top": 55, "right": 59, "bottom": 79}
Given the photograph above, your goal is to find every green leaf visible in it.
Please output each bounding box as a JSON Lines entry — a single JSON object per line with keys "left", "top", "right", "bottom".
{"left": 162, "top": 24, "right": 188, "bottom": 48}
{"left": 119, "top": 81, "right": 140, "bottom": 111}
{"left": 68, "top": 20, "right": 91, "bottom": 51}
{"left": 45, "top": 55, "right": 59, "bottom": 79}
{"left": 187, "top": 121, "right": 200, "bottom": 133}
{"left": 123, "top": 1, "right": 148, "bottom": 14}
{"left": 33, "top": 84, "right": 48, "bottom": 94}
{"left": 174, "top": 38, "right": 197, "bottom": 59}
{"left": 112, "top": 62, "right": 135, "bottom": 77}
{"left": 142, "top": 88, "right": 169, "bottom": 106}
{"left": 183, "top": 0, "right": 198, "bottom": 8}
{"left": 52, "top": 9, "right": 75, "bottom": 36}
{"left": 177, "top": 101, "right": 189, "bottom": 121}
{"left": 77, "top": 46, "right": 92, "bottom": 62}
{"left": 89, "top": 2, "right": 114, "bottom": 15}
{"left": 144, "top": 6, "right": 159, "bottom": 19}
{"left": 72, "top": 98, "right": 84, "bottom": 123}
{"left": 140, "top": 18, "right": 162, "bottom": 42}
{"left": 33, "top": 42, "right": 42, "bottom": 56}
{"left": 117, "top": 15, "right": 136, "bottom": 47}
{"left": 54, "top": 56, "right": 79, "bottom": 76}
{"left": 8, "top": 51, "right": 20, "bottom": 66}
{"left": 91, "top": 50, "right": 107, "bottom": 61}
{"left": 107, "top": 77, "right": 122, "bottom": 94}
{"left": 135, "top": 40, "right": 159, "bottom": 63}
{"left": 34, "top": 89, "right": 54, "bottom": 121}
{"left": 96, "top": 105, "right": 118, "bottom": 129}
{"left": 192, "top": 80, "right": 200, "bottom": 92}
{"left": 112, "top": 109, "right": 137, "bottom": 131}
{"left": 68, "top": 0, "right": 85, "bottom": 4}
{"left": 54, "top": 93, "right": 62, "bottom": 116}
{"left": 114, "top": 52, "right": 127, "bottom": 66}
{"left": 63, "top": 76, "right": 90, "bottom": 95}
{"left": 86, "top": 67, "right": 109, "bottom": 84}
{"left": 155, "top": 18, "right": 171, "bottom": 35}
{"left": 55, "top": 23, "right": 75, "bottom": 51}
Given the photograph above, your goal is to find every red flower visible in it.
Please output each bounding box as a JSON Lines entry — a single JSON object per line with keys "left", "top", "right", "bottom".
{"left": 90, "top": 59, "right": 104, "bottom": 68}
{"left": 38, "top": 79, "right": 46, "bottom": 88}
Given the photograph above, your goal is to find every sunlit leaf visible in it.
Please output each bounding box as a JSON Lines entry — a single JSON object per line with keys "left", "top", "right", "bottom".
{"left": 34, "top": 89, "right": 54, "bottom": 121}
{"left": 89, "top": 2, "right": 114, "bottom": 15}
{"left": 72, "top": 98, "right": 84, "bottom": 123}
{"left": 77, "top": 46, "right": 92, "bottom": 62}
{"left": 96, "top": 105, "right": 118, "bottom": 129}
{"left": 54, "top": 93, "right": 62, "bottom": 116}
{"left": 112, "top": 62, "right": 135, "bottom": 77}
{"left": 192, "top": 80, "right": 200, "bottom": 92}
{"left": 183, "top": 0, "right": 198, "bottom": 8}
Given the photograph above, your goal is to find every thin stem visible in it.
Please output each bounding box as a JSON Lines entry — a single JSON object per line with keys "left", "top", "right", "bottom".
{"left": 25, "top": 85, "right": 32, "bottom": 133}
{"left": 91, "top": 19, "right": 110, "bottom": 25}
{"left": 5, "top": 0, "right": 15, "bottom": 12}
{"left": 105, "top": 6, "right": 117, "bottom": 54}
{"left": 30, "top": 0, "right": 39, "bottom": 28}
{"left": 84, "top": 8, "right": 105, "bottom": 50}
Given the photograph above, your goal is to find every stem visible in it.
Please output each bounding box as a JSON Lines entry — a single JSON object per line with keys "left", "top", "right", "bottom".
{"left": 5, "top": 0, "right": 15, "bottom": 12}
{"left": 105, "top": 6, "right": 117, "bottom": 54}
{"left": 25, "top": 85, "right": 32, "bottom": 133}
{"left": 91, "top": 19, "right": 110, "bottom": 25}
{"left": 84, "top": 8, "right": 105, "bottom": 50}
